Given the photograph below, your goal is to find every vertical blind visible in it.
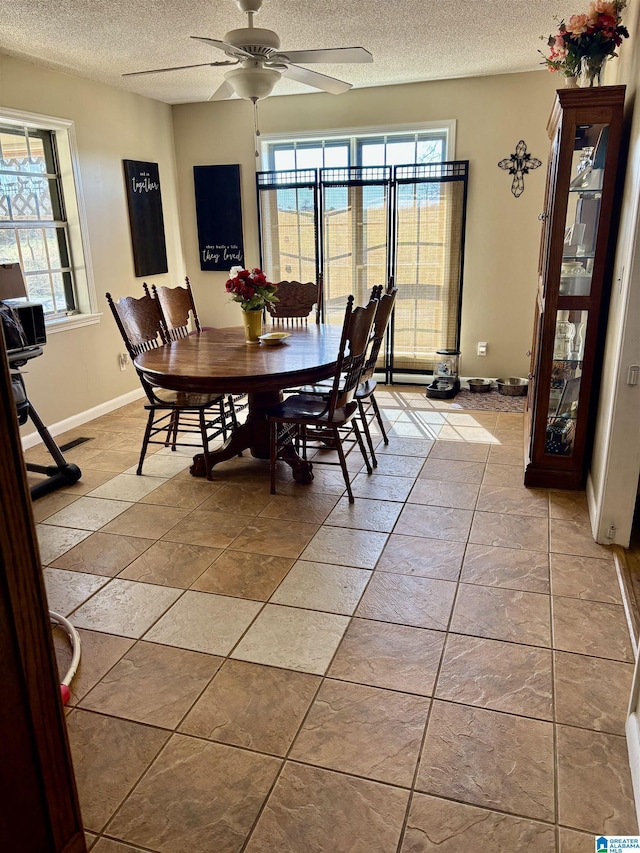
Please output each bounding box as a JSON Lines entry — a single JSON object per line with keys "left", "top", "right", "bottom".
{"left": 257, "top": 160, "right": 468, "bottom": 375}
{"left": 320, "top": 167, "right": 391, "bottom": 325}
{"left": 392, "top": 162, "right": 468, "bottom": 373}
{"left": 257, "top": 169, "right": 319, "bottom": 286}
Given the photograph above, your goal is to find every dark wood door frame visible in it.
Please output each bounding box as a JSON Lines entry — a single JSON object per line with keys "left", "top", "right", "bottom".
{"left": 0, "top": 333, "right": 86, "bottom": 852}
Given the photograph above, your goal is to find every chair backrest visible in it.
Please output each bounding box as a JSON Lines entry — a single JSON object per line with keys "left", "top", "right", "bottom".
{"left": 106, "top": 292, "right": 167, "bottom": 405}
{"left": 360, "top": 286, "right": 398, "bottom": 385}
{"left": 266, "top": 274, "right": 323, "bottom": 324}
{"left": 149, "top": 277, "right": 201, "bottom": 340}
{"left": 106, "top": 291, "right": 165, "bottom": 359}
{"left": 326, "top": 295, "right": 378, "bottom": 419}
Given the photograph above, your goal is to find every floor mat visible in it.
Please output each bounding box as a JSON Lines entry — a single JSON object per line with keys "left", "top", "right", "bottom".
{"left": 446, "top": 389, "right": 526, "bottom": 413}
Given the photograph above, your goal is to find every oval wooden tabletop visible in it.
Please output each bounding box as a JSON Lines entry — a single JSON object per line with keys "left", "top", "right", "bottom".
{"left": 134, "top": 324, "right": 344, "bottom": 394}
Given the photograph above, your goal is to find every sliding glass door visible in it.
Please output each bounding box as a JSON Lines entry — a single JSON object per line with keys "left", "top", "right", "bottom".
{"left": 257, "top": 160, "right": 468, "bottom": 378}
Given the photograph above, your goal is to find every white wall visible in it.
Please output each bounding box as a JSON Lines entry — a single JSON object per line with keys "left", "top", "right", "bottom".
{"left": 0, "top": 53, "right": 184, "bottom": 427}
{"left": 172, "top": 71, "right": 560, "bottom": 379}
{"left": 587, "top": 7, "right": 640, "bottom": 547}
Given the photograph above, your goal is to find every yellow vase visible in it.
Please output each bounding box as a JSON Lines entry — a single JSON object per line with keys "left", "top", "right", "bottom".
{"left": 242, "top": 308, "right": 263, "bottom": 343}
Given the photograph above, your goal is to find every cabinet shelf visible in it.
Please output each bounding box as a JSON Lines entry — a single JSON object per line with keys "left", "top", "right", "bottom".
{"left": 525, "top": 86, "right": 625, "bottom": 490}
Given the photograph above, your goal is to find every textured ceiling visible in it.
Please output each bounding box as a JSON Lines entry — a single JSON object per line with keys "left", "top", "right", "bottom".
{"left": 2, "top": 0, "right": 578, "bottom": 104}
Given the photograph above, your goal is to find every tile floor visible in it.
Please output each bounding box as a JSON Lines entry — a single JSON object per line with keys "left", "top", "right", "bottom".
{"left": 27, "top": 386, "right": 638, "bottom": 852}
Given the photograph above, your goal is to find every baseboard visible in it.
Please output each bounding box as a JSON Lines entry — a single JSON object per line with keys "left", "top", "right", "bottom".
{"left": 626, "top": 711, "right": 640, "bottom": 831}
{"left": 20, "top": 388, "right": 146, "bottom": 449}
{"left": 615, "top": 545, "right": 640, "bottom": 830}
{"left": 614, "top": 545, "right": 640, "bottom": 660}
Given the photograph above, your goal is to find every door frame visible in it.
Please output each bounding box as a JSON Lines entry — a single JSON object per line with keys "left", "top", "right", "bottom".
{"left": 0, "top": 333, "right": 85, "bottom": 852}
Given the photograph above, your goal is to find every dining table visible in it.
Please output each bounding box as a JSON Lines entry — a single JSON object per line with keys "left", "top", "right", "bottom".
{"left": 134, "top": 323, "right": 343, "bottom": 482}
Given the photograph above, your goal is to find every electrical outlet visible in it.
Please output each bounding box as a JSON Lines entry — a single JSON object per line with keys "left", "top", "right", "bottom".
{"left": 119, "top": 352, "right": 129, "bottom": 371}
{"left": 477, "top": 342, "right": 488, "bottom": 356}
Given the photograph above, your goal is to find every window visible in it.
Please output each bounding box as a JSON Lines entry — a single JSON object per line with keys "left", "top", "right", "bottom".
{"left": 263, "top": 125, "right": 450, "bottom": 172}
{"left": 0, "top": 109, "right": 96, "bottom": 327}
{"left": 258, "top": 123, "right": 468, "bottom": 378}
{"left": 270, "top": 140, "right": 350, "bottom": 171}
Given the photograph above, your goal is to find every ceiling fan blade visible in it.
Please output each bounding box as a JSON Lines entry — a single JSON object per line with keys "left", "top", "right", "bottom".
{"left": 123, "top": 61, "right": 235, "bottom": 78}
{"left": 283, "top": 64, "right": 352, "bottom": 94}
{"left": 208, "top": 79, "right": 235, "bottom": 101}
{"left": 191, "top": 36, "right": 253, "bottom": 60}
{"left": 275, "top": 47, "right": 373, "bottom": 64}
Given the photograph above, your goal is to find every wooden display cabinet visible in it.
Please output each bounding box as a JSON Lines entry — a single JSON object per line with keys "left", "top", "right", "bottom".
{"left": 525, "top": 85, "right": 625, "bottom": 489}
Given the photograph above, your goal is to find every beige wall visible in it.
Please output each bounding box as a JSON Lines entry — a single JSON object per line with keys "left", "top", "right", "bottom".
{"left": 0, "top": 53, "right": 183, "bottom": 427}
{"left": 1, "top": 53, "right": 560, "bottom": 433}
{"left": 173, "top": 70, "right": 559, "bottom": 378}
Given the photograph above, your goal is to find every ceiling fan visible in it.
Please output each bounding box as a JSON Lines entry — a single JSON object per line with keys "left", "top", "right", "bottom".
{"left": 124, "top": 0, "right": 373, "bottom": 102}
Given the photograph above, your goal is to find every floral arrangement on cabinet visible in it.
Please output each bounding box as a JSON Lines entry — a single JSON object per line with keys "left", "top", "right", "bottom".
{"left": 225, "top": 266, "right": 278, "bottom": 312}
{"left": 540, "top": 0, "right": 629, "bottom": 79}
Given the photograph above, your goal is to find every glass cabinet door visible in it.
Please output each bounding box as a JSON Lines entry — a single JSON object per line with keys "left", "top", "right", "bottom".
{"left": 560, "top": 123, "right": 608, "bottom": 298}
{"left": 544, "top": 309, "right": 588, "bottom": 457}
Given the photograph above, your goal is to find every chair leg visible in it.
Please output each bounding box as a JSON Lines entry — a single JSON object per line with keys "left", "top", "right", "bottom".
{"left": 334, "top": 426, "right": 355, "bottom": 503}
{"left": 228, "top": 395, "right": 238, "bottom": 430}
{"left": 167, "top": 410, "right": 179, "bottom": 450}
{"left": 219, "top": 400, "right": 228, "bottom": 441}
{"left": 352, "top": 419, "right": 372, "bottom": 477}
{"left": 200, "top": 410, "right": 213, "bottom": 480}
{"left": 357, "top": 399, "right": 378, "bottom": 468}
{"left": 269, "top": 420, "right": 277, "bottom": 495}
{"left": 370, "top": 393, "right": 389, "bottom": 445}
{"left": 137, "top": 410, "right": 155, "bottom": 475}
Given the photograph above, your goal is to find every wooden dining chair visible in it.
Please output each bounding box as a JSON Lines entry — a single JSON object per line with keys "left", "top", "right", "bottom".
{"left": 267, "top": 294, "right": 378, "bottom": 503}
{"left": 355, "top": 284, "right": 398, "bottom": 466}
{"left": 295, "top": 283, "right": 390, "bottom": 468}
{"left": 147, "top": 277, "right": 211, "bottom": 340}
{"left": 106, "top": 290, "right": 234, "bottom": 479}
{"left": 266, "top": 274, "right": 323, "bottom": 325}
{"left": 148, "top": 278, "right": 241, "bottom": 424}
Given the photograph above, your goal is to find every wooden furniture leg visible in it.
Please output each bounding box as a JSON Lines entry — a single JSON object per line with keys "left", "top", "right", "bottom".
{"left": 190, "top": 390, "right": 314, "bottom": 483}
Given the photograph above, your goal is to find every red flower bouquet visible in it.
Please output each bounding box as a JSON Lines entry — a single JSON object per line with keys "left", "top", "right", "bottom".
{"left": 225, "top": 267, "right": 278, "bottom": 311}
{"left": 540, "top": 0, "right": 629, "bottom": 77}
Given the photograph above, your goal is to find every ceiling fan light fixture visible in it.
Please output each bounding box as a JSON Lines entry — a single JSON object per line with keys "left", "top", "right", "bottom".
{"left": 225, "top": 65, "right": 280, "bottom": 100}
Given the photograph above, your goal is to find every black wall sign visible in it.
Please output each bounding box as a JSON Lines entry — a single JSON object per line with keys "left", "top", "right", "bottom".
{"left": 123, "top": 160, "right": 168, "bottom": 277}
{"left": 194, "top": 165, "right": 244, "bottom": 271}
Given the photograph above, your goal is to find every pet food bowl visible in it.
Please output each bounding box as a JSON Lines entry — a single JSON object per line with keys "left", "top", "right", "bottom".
{"left": 468, "top": 378, "right": 492, "bottom": 393}
{"left": 496, "top": 377, "right": 529, "bottom": 396}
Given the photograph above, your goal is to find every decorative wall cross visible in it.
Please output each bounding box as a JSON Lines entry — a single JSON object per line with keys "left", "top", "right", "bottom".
{"left": 498, "top": 140, "right": 542, "bottom": 198}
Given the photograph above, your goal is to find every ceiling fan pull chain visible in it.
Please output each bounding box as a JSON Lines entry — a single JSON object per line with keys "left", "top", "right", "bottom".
{"left": 253, "top": 99, "right": 259, "bottom": 158}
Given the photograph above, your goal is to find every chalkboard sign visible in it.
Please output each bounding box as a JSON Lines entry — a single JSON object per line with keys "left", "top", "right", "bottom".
{"left": 194, "top": 165, "right": 244, "bottom": 271}
{"left": 123, "top": 160, "right": 168, "bottom": 277}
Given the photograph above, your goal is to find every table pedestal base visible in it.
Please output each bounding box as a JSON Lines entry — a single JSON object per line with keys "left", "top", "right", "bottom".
{"left": 189, "top": 390, "right": 314, "bottom": 484}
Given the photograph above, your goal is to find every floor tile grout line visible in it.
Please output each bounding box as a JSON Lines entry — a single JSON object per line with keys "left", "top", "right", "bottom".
{"left": 395, "top": 454, "right": 487, "bottom": 849}
{"left": 99, "top": 730, "right": 179, "bottom": 845}
{"left": 71, "top": 604, "right": 633, "bottom": 720}
{"left": 395, "top": 535, "right": 472, "bottom": 852}
{"left": 66, "top": 705, "right": 171, "bottom": 844}
{"left": 75, "top": 657, "right": 631, "bottom": 740}
{"left": 94, "top": 832, "right": 159, "bottom": 853}
{"left": 71, "top": 701, "right": 633, "bottom": 838}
